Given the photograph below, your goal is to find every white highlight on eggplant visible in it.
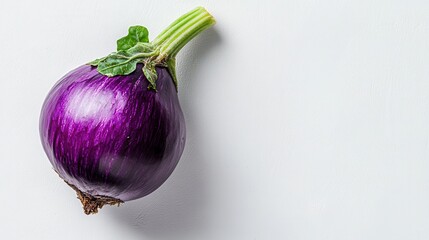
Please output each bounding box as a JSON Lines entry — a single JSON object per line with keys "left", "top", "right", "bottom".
{"left": 65, "top": 87, "right": 125, "bottom": 123}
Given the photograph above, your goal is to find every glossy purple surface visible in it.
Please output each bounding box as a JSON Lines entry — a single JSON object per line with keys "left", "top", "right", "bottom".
{"left": 40, "top": 64, "right": 186, "bottom": 201}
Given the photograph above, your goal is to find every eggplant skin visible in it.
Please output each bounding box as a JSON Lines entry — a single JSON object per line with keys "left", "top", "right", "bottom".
{"left": 40, "top": 64, "right": 186, "bottom": 201}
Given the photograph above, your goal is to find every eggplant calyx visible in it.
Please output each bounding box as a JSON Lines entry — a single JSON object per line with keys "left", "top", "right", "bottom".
{"left": 88, "top": 7, "right": 215, "bottom": 92}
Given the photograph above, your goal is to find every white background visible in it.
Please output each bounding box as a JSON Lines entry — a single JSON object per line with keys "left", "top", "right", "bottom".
{"left": 1, "top": 0, "right": 429, "bottom": 239}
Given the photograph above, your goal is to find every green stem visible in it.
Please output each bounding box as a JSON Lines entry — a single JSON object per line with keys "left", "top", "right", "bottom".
{"left": 89, "top": 7, "right": 215, "bottom": 90}
{"left": 152, "top": 7, "right": 201, "bottom": 46}
{"left": 152, "top": 7, "right": 216, "bottom": 61}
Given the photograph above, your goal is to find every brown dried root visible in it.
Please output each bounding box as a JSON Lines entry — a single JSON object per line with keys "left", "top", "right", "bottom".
{"left": 65, "top": 181, "right": 124, "bottom": 215}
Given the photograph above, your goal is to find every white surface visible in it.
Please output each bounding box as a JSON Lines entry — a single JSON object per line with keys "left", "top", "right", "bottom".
{"left": 1, "top": 0, "right": 429, "bottom": 239}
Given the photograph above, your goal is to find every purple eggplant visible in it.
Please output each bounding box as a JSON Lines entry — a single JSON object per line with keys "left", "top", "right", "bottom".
{"left": 39, "top": 7, "right": 215, "bottom": 214}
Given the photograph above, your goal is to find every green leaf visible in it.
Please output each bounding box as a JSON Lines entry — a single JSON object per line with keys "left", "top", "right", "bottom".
{"left": 126, "top": 42, "right": 155, "bottom": 55}
{"left": 142, "top": 61, "right": 158, "bottom": 90}
{"left": 97, "top": 52, "right": 139, "bottom": 76}
{"left": 117, "top": 26, "right": 149, "bottom": 51}
{"left": 88, "top": 56, "right": 107, "bottom": 66}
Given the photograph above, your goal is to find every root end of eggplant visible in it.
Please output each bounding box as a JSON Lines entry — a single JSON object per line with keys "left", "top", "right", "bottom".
{"left": 65, "top": 181, "right": 124, "bottom": 215}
